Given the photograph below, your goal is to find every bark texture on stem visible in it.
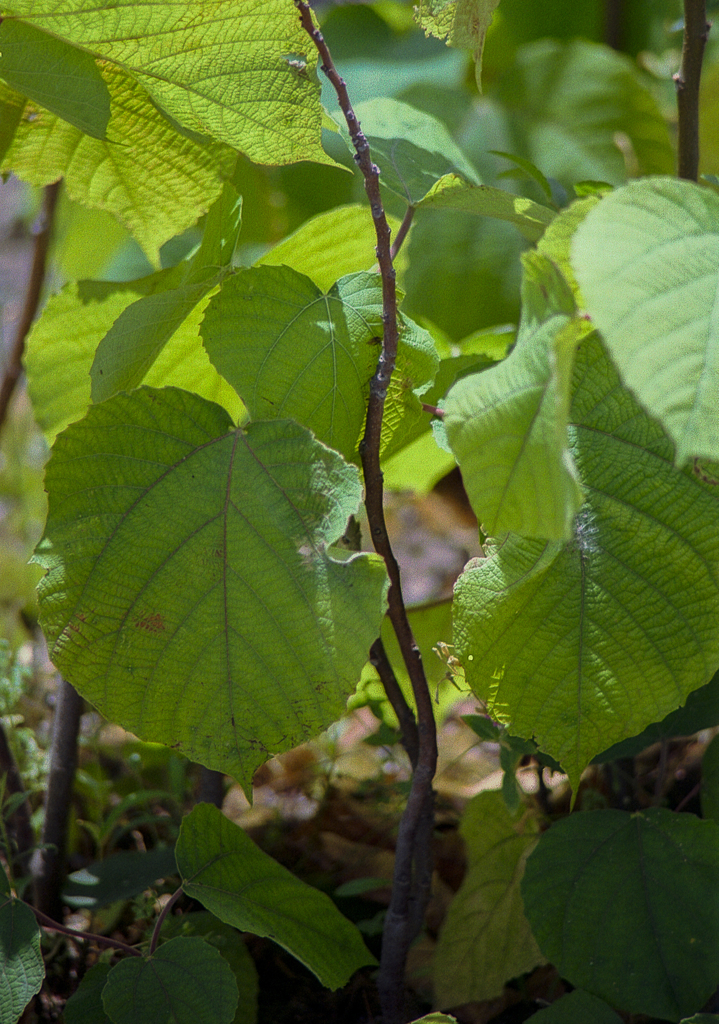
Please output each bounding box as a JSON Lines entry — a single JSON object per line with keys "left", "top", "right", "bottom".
{"left": 675, "top": 0, "right": 710, "bottom": 181}
{"left": 31, "top": 678, "right": 84, "bottom": 919}
{"left": 294, "top": 6, "right": 438, "bottom": 1020}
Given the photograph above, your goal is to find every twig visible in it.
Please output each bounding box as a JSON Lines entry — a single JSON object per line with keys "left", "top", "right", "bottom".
{"left": 675, "top": 0, "right": 711, "bottom": 181}
{"left": 390, "top": 206, "right": 415, "bottom": 262}
{"left": 31, "top": 678, "right": 84, "bottom": 920}
{"left": 604, "top": 0, "right": 624, "bottom": 50}
{"left": 0, "top": 180, "right": 61, "bottom": 433}
{"left": 149, "top": 885, "right": 183, "bottom": 955}
{"left": 370, "top": 638, "right": 419, "bottom": 769}
{"left": 294, "top": 6, "right": 438, "bottom": 1021}
{"left": 31, "top": 904, "right": 143, "bottom": 957}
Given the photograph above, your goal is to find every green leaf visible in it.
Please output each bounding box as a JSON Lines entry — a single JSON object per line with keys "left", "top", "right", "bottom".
{"left": 416, "top": 174, "right": 555, "bottom": 242}
{"left": 593, "top": 668, "right": 719, "bottom": 763}
{"left": 90, "top": 183, "right": 242, "bottom": 403}
{"left": 201, "top": 268, "right": 382, "bottom": 461}
{"left": 202, "top": 268, "right": 438, "bottom": 463}
{"left": 25, "top": 269, "right": 244, "bottom": 442}
{"left": 0, "top": 897, "right": 43, "bottom": 1024}
{"left": 62, "top": 847, "right": 178, "bottom": 909}
{"left": 161, "top": 912, "right": 258, "bottom": 1024}
{"left": 257, "top": 205, "right": 406, "bottom": 293}
{"left": 526, "top": 990, "right": 623, "bottom": 1023}
{"left": 409, "top": 1016, "right": 458, "bottom": 1024}
{"left": 0, "top": 83, "right": 24, "bottom": 165}
{"left": 495, "top": 40, "right": 674, "bottom": 186}
{"left": 0, "top": 20, "right": 110, "bottom": 138}
{"left": 176, "top": 803, "right": 376, "bottom": 990}
{"left": 3, "top": 0, "right": 329, "bottom": 166}
{"left": 522, "top": 809, "right": 719, "bottom": 1021}
{"left": 414, "top": 0, "right": 501, "bottom": 89}
{"left": 444, "top": 253, "right": 584, "bottom": 541}
{"left": 572, "top": 177, "right": 719, "bottom": 467}
{"left": 34, "top": 388, "right": 388, "bottom": 790}
{"left": 342, "top": 98, "right": 480, "bottom": 204}
{"left": 536, "top": 196, "right": 601, "bottom": 301}
{"left": 434, "top": 791, "right": 544, "bottom": 1005}
{"left": 701, "top": 734, "right": 719, "bottom": 825}
{"left": 2, "top": 63, "right": 234, "bottom": 265}
{"left": 63, "top": 963, "right": 113, "bottom": 1024}
{"left": 102, "top": 936, "right": 238, "bottom": 1024}
{"left": 453, "top": 333, "right": 719, "bottom": 789}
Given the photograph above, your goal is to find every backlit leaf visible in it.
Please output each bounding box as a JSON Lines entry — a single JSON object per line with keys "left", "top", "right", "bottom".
{"left": 453, "top": 333, "right": 719, "bottom": 789}
{"left": 417, "top": 174, "right": 555, "bottom": 241}
{"left": 414, "top": 0, "right": 501, "bottom": 89}
{"left": 434, "top": 791, "right": 543, "bottom": 1005}
{"left": 572, "top": 177, "right": 719, "bottom": 466}
{"left": 3, "top": 0, "right": 329, "bottom": 165}
{"left": 34, "top": 388, "right": 388, "bottom": 790}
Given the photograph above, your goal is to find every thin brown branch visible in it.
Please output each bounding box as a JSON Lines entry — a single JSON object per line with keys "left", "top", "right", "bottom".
{"left": 294, "top": 6, "right": 438, "bottom": 1021}
{"left": 0, "top": 180, "right": 61, "bottom": 432}
{"left": 675, "top": 0, "right": 711, "bottom": 181}
{"left": 31, "top": 905, "right": 143, "bottom": 957}
{"left": 390, "top": 205, "right": 414, "bottom": 262}
{"left": 149, "top": 886, "right": 183, "bottom": 955}
{"left": 370, "top": 638, "right": 419, "bottom": 769}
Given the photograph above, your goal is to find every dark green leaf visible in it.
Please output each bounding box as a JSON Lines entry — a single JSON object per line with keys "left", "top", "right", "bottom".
{"left": 701, "top": 734, "right": 719, "bottom": 825}
{"left": 176, "top": 803, "right": 376, "bottom": 990}
{"left": 102, "top": 936, "right": 238, "bottom": 1024}
{"left": 522, "top": 809, "right": 719, "bottom": 1021}
{"left": 527, "top": 989, "right": 623, "bottom": 1023}
{"left": 0, "top": 897, "right": 43, "bottom": 1024}
{"left": 63, "top": 847, "right": 178, "bottom": 910}
{"left": 63, "top": 963, "right": 113, "bottom": 1024}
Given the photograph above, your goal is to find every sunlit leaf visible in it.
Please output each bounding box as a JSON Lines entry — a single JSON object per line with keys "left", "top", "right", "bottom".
{"left": 176, "top": 804, "right": 376, "bottom": 990}
{"left": 3, "top": 0, "right": 329, "bottom": 165}
{"left": 414, "top": 0, "right": 501, "bottom": 89}
{"left": 34, "top": 388, "right": 388, "bottom": 790}
{"left": 2, "top": 63, "right": 234, "bottom": 265}
{"left": 417, "top": 174, "right": 555, "bottom": 241}
{"left": 572, "top": 177, "right": 719, "bottom": 466}
{"left": 453, "top": 333, "right": 719, "bottom": 789}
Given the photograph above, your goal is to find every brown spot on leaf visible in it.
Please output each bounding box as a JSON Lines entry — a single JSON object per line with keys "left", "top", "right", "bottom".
{"left": 134, "top": 613, "right": 166, "bottom": 632}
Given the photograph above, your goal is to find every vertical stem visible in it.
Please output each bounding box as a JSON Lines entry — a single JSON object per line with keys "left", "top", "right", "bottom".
{"left": 0, "top": 180, "right": 61, "bottom": 433}
{"left": 294, "top": 6, "right": 438, "bottom": 1020}
{"left": 0, "top": 723, "right": 35, "bottom": 876}
{"left": 31, "top": 678, "right": 83, "bottom": 919}
{"left": 675, "top": 0, "right": 711, "bottom": 181}
{"left": 603, "top": 0, "right": 624, "bottom": 50}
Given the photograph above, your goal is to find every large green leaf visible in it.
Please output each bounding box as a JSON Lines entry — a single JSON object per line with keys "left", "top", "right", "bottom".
{"left": 414, "top": 0, "right": 501, "bottom": 88}
{"left": 417, "top": 174, "right": 555, "bottom": 241}
{"left": 0, "top": 897, "right": 43, "bottom": 1024}
{"left": 572, "top": 177, "right": 719, "bottom": 467}
{"left": 176, "top": 804, "right": 376, "bottom": 990}
{"left": 433, "top": 791, "right": 543, "bottom": 1005}
{"left": 34, "top": 388, "right": 388, "bottom": 789}
{"left": 63, "top": 963, "right": 113, "bottom": 1024}
{"left": 2, "top": 62, "right": 234, "bottom": 264}
{"left": 495, "top": 40, "right": 674, "bottom": 186}
{"left": 453, "top": 333, "right": 719, "bottom": 788}
{"left": 527, "top": 990, "right": 623, "bottom": 1023}
{"left": 90, "top": 183, "right": 242, "bottom": 404}
{"left": 444, "top": 252, "right": 584, "bottom": 541}
{"left": 2, "top": 0, "right": 329, "bottom": 165}
{"left": 24, "top": 268, "right": 244, "bottom": 442}
{"left": 522, "top": 809, "right": 719, "bottom": 1021}
{"left": 102, "top": 936, "right": 238, "bottom": 1024}
{"left": 202, "top": 268, "right": 438, "bottom": 462}
{"left": 342, "top": 98, "right": 480, "bottom": 204}
{"left": 0, "top": 19, "right": 110, "bottom": 138}
{"left": 62, "top": 847, "right": 178, "bottom": 909}
{"left": 201, "top": 269, "right": 382, "bottom": 461}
